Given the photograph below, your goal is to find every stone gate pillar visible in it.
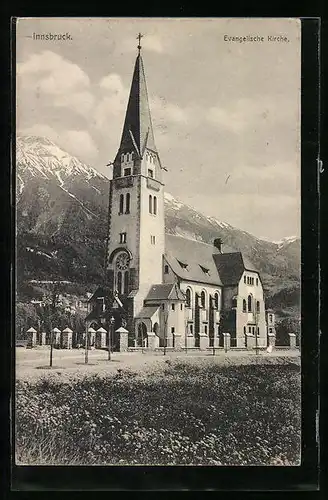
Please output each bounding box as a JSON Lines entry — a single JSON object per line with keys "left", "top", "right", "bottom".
{"left": 268, "top": 332, "right": 276, "bottom": 349}
{"left": 223, "top": 332, "right": 231, "bottom": 351}
{"left": 198, "top": 334, "right": 208, "bottom": 350}
{"left": 173, "top": 332, "right": 182, "bottom": 350}
{"left": 26, "top": 327, "right": 37, "bottom": 348}
{"left": 40, "top": 332, "right": 47, "bottom": 346}
{"left": 115, "top": 327, "right": 129, "bottom": 352}
{"left": 62, "top": 327, "right": 73, "bottom": 349}
{"left": 88, "top": 327, "right": 96, "bottom": 348}
{"left": 147, "top": 331, "right": 159, "bottom": 350}
{"left": 95, "top": 327, "right": 107, "bottom": 349}
{"left": 288, "top": 333, "right": 296, "bottom": 349}
{"left": 52, "top": 328, "right": 61, "bottom": 348}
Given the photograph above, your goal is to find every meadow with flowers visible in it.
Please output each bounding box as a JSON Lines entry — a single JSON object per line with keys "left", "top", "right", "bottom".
{"left": 15, "top": 357, "right": 301, "bottom": 465}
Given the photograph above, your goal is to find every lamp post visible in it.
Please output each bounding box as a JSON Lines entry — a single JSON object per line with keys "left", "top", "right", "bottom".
{"left": 109, "top": 316, "right": 115, "bottom": 360}
{"left": 84, "top": 322, "right": 89, "bottom": 364}
{"left": 141, "top": 324, "right": 144, "bottom": 354}
{"left": 255, "top": 302, "right": 259, "bottom": 356}
{"left": 49, "top": 321, "right": 54, "bottom": 367}
{"left": 185, "top": 322, "right": 188, "bottom": 354}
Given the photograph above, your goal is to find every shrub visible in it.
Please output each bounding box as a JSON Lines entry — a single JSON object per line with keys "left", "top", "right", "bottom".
{"left": 15, "top": 361, "right": 301, "bottom": 465}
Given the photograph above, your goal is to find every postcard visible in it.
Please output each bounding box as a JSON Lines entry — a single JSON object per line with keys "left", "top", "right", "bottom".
{"left": 15, "top": 17, "right": 301, "bottom": 467}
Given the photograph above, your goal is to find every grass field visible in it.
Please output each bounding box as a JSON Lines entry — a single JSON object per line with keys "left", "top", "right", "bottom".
{"left": 15, "top": 354, "right": 301, "bottom": 466}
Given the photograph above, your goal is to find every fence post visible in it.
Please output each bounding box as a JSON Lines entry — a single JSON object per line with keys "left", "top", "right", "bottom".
{"left": 62, "top": 327, "right": 73, "bottom": 349}
{"left": 223, "top": 332, "right": 231, "bottom": 352}
{"left": 288, "top": 333, "right": 296, "bottom": 349}
{"left": 88, "top": 327, "right": 96, "bottom": 348}
{"left": 26, "top": 327, "right": 37, "bottom": 348}
{"left": 96, "top": 327, "right": 107, "bottom": 350}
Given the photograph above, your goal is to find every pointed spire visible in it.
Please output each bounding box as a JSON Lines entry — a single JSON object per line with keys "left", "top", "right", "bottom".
{"left": 115, "top": 45, "right": 157, "bottom": 161}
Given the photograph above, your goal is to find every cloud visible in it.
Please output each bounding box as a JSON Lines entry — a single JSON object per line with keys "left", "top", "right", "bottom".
{"left": 207, "top": 95, "right": 297, "bottom": 133}
{"left": 221, "top": 161, "right": 300, "bottom": 197}
{"left": 54, "top": 91, "right": 95, "bottom": 117}
{"left": 207, "top": 106, "right": 246, "bottom": 133}
{"left": 17, "top": 50, "right": 90, "bottom": 95}
{"left": 151, "top": 97, "right": 189, "bottom": 124}
{"left": 19, "top": 124, "right": 98, "bottom": 162}
{"left": 19, "top": 124, "right": 61, "bottom": 143}
{"left": 61, "top": 130, "right": 98, "bottom": 160}
{"left": 99, "top": 73, "right": 125, "bottom": 93}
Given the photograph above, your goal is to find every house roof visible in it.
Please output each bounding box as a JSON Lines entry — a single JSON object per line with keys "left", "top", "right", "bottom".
{"left": 145, "top": 283, "right": 185, "bottom": 302}
{"left": 88, "top": 286, "right": 112, "bottom": 302}
{"left": 164, "top": 234, "right": 223, "bottom": 286}
{"left": 135, "top": 305, "right": 160, "bottom": 319}
{"left": 213, "top": 252, "right": 258, "bottom": 286}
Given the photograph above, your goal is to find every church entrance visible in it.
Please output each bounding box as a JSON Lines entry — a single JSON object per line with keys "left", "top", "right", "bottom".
{"left": 136, "top": 322, "right": 148, "bottom": 348}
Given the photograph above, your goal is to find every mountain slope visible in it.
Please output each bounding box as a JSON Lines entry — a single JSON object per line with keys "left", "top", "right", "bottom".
{"left": 16, "top": 135, "right": 300, "bottom": 319}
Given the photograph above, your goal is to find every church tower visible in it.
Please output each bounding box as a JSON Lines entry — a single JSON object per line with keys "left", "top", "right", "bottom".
{"left": 106, "top": 37, "right": 165, "bottom": 326}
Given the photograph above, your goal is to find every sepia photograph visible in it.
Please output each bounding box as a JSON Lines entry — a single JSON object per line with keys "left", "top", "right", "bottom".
{"left": 15, "top": 17, "right": 301, "bottom": 466}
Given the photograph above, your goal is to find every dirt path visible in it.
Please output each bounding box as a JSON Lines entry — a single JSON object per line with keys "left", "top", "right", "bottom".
{"left": 15, "top": 347, "right": 300, "bottom": 382}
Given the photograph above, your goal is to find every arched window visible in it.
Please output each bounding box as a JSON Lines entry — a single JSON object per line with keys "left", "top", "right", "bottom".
{"left": 243, "top": 299, "right": 247, "bottom": 312}
{"left": 119, "top": 194, "right": 124, "bottom": 214}
{"left": 248, "top": 295, "right": 252, "bottom": 312}
{"left": 257, "top": 327, "right": 259, "bottom": 336}
{"left": 117, "top": 271, "right": 122, "bottom": 294}
{"left": 256, "top": 301, "right": 260, "bottom": 313}
{"left": 186, "top": 288, "right": 192, "bottom": 308}
{"left": 123, "top": 271, "right": 129, "bottom": 295}
{"left": 269, "top": 314, "right": 273, "bottom": 322}
{"left": 125, "top": 193, "right": 130, "bottom": 214}
{"left": 153, "top": 196, "right": 157, "bottom": 215}
{"left": 149, "top": 195, "right": 152, "bottom": 214}
{"left": 200, "top": 290, "right": 206, "bottom": 308}
{"left": 214, "top": 292, "right": 220, "bottom": 309}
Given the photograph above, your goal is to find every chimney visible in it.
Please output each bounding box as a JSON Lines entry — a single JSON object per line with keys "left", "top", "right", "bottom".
{"left": 214, "top": 238, "right": 223, "bottom": 253}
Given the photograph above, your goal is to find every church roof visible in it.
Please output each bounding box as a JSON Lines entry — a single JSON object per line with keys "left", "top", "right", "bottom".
{"left": 213, "top": 252, "right": 258, "bottom": 286}
{"left": 136, "top": 305, "right": 160, "bottom": 319}
{"left": 164, "top": 234, "right": 223, "bottom": 286}
{"left": 145, "top": 283, "right": 185, "bottom": 302}
{"left": 115, "top": 53, "right": 157, "bottom": 160}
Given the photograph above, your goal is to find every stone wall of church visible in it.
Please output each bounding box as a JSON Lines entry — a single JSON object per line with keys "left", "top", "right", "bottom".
{"left": 237, "top": 271, "right": 267, "bottom": 348}
{"left": 138, "top": 174, "right": 165, "bottom": 287}
{"left": 179, "top": 280, "right": 222, "bottom": 344}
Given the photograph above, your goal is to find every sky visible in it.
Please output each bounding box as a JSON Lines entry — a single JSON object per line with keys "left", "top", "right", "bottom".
{"left": 16, "top": 18, "right": 301, "bottom": 241}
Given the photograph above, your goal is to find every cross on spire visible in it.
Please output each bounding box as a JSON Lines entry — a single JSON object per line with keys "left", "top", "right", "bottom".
{"left": 137, "top": 32, "right": 143, "bottom": 54}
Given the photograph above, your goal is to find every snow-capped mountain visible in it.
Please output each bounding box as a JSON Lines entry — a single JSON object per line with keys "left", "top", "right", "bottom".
{"left": 273, "top": 236, "right": 300, "bottom": 250}
{"left": 17, "top": 135, "right": 106, "bottom": 186}
{"left": 16, "top": 136, "right": 300, "bottom": 318}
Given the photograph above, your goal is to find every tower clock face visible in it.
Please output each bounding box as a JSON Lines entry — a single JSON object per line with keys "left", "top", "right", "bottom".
{"left": 116, "top": 253, "right": 130, "bottom": 271}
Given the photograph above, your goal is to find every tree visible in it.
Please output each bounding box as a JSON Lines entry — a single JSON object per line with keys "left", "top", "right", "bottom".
{"left": 16, "top": 303, "right": 38, "bottom": 339}
{"left": 276, "top": 317, "right": 301, "bottom": 346}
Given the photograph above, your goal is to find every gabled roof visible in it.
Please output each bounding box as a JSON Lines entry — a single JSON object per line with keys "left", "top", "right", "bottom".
{"left": 136, "top": 305, "right": 160, "bottom": 319}
{"left": 115, "top": 54, "right": 157, "bottom": 160}
{"left": 213, "top": 252, "right": 258, "bottom": 286}
{"left": 165, "top": 234, "right": 223, "bottom": 286}
{"left": 145, "top": 283, "right": 185, "bottom": 302}
{"left": 88, "top": 286, "right": 112, "bottom": 302}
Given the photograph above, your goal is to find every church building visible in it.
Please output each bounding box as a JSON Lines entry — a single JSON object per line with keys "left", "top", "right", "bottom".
{"left": 86, "top": 40, "right": 275, "bottom": 351}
